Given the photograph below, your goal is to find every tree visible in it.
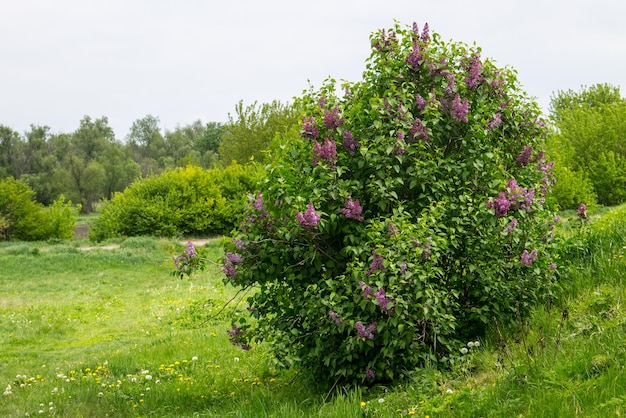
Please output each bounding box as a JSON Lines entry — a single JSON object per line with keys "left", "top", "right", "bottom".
{"left": 546, "top": 84, "right": 626, "bottom": 207}
{"left": 218, "top": 100, "right": 301, "bottom": 166}
{"left": 127, "top": 115, "right": 166, "bottom": 176}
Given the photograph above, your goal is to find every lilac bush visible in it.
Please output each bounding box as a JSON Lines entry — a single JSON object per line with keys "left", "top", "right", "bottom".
{"left": 219, "top": 21, "right": 559, "bottom": 384}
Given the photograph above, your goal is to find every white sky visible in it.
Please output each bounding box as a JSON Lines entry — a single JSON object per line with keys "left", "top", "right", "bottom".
{"left": 1, "top": 0, "right": 625, "bottom": 139}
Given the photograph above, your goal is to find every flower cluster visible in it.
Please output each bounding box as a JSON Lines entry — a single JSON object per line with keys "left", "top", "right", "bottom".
{"left": 296, "top": 202, "right": 320, "bottom": 228}
{"left": 323, "top": 105, "right": 344, "bottom": 129}
{"left": 366, "top": 251, "right": 384, "bottom": 275}
{"left": 223, "top": 251, "right": 244, "bottom": 278}
{"left": 227, "top": 324, "right": 251, "bottom": 350}
{"left": 503, "top": 218, "right": 518, "bottom": 234}
{"left": 342, "top": 129, "right": 359, "bottom": 155}
{"left": 465, "top": 53, "right": 483, "bottom": 88}
{"left": 359, "top": 281, "right": 373, "bottom": 299}
{"left": 486, "top": 178, "right": 536, "bottom": 218}
{"left": 450, "top": 94, "right": 469, "bottom": 122}
{"left": 328, "top": 311, "right": 343, "bottom": 326}
{"left": 516, "top": 145, "right": 533, "bottom": 165}
{"left": 312, "top": 139, "right": 337, "bottom": 168}
{"left": 521, "top": 249, "right": 538, "bottom": 266}
{"left": 576, "top": 203, "right": 588, "bottom": 220}
{"left": 301, "top": 115, "right": 319, "bottom": 139}
{"left": 172, "top": 242, "right": 204, "bottom": 279}
{"left": 340, "top": 198, "right": 364, "bottom": 221}
{"left": 355, "top": 321, "right": 377, "bottom": 339}
{"left": 374, "top": 287, "right": 394, "bottom": 314}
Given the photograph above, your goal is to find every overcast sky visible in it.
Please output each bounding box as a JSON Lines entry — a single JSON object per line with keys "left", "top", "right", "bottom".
{"left": 1, "top": 0, "right": 625, "bottom": 139}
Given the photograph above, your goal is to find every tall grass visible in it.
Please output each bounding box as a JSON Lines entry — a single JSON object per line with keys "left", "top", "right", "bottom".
{"left": 1, "top": 205, "right": 626, "bottom": 416}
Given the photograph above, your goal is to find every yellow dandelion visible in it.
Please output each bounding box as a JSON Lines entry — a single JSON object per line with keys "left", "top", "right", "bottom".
{"left": 360, "top": 401, "right": 367, "bottom": 407}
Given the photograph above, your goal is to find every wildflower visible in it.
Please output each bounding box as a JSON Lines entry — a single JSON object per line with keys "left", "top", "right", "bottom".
{"left": 341, "top": 198, "right": 364, "bottom": 221}
{"left": 549, "top": 263, "right": 557, "bottom": 270}
{"left": 517, "top": 145, "right": 533, "bottom": 165}
{"left": 234, "top": 357, "right": 240, "bottom": 362}
{"left": 192, "top": 356, "right": 198, "bottom": 361}
{"left": 301, "top": 115, "right": 319, "bottom": 139}
{"left": 342, "top": 129, "right": 359, "bottom": 155}
{"left": 467, "top": 341, "right": 475, "bottom": 348}
{"left": 450, "top": 94, "right": 469, "bottom": 122}
{"left": 378, "top": 398, "right": 385, "bottom": 404}
{"left": 360, "top": 401, "right": 367, "bottom": 408}
{"left": 366, "top": 369, "right": 375, "bottom": 379}
{"left": 323, "top": 105, "right": 344, "bottom": 129}
{"left": 144, "top": 375, "right": 152, "bottom": 381}
{"left": 521, "top": 249, "right": 538, "bottom": 266}
{"left": 296, "top": 202, "right": 321, "bottom": 228}
{"left": 460, "top": 347, "right": 469, "bottom": 355}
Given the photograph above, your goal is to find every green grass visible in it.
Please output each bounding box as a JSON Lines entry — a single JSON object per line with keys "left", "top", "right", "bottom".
{"left": 2, "top": 206, "right": 626, "bottom": 416}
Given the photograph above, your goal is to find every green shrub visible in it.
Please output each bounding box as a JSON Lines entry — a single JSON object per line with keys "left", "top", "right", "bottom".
{"left": 90, "top": 164, "right": 261, "bottom": 241}
{"left": 218, "top": 22, "right": 560, "bottom": 384}
{"left": 0, "top": 178, "right": 78, "bottom": 241}
{"left": 547, "top": 164, "right": 597, "bottom": 210}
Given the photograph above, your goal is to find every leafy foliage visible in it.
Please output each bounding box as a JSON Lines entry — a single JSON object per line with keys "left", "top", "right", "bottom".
{"left": 90, "top": 164, "right": 261, "bottom": 241}
{"left": 546, "top": 84, "right": 626, "bottom": 208}
{"left": 220, "top": 22, "right": 559, "bottom": 384}
{"left": 0, "top": 178, "right": 79, "bottom": 241}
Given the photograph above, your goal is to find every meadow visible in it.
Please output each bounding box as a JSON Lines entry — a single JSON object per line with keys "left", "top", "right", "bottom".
{"left": 1, "top": 206, "right": 626, "bottom": 417}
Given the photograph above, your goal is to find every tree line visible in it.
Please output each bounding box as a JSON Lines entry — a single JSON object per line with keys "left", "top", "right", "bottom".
{"left": 0, "top": 100, "right": 301, "bottom": 213}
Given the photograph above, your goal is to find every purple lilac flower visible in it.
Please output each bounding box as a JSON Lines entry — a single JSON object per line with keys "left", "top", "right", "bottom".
{"left": 328, "top": 311, "right": 343, "bottom": 326}
{"left": 374, "top": 287, "right": 394, "bottom": 314}
{"left": 301, "top": 115, "right": 319, "bottom": 139}
{"left": 409, "top": 118, "right": 429, "bottom": 141}
{"left": 450, "top": 94, "right": 469, "bottom": 122}
{"left": 487, "top": 192, "right": 511, "bottom": 218}
{"left": 415, "top": 94, "right": 426, "bottom": 111}
{"left": 406, "top": 41, "right": 423, "bottom": 69}
{"left": 341, "top": 198, "right": 364, "bottom": 221}
{"left": 394, "top": 132, "right": 406, "bottom": 155}
{"left": 296, "top": 202, "right": 321, "bottom": 228}
{"left": 342, "top": 129, "right": 359, "bottom": 156}
{"left": 366, "top": 252, "right": 384, "bottom": 276}
{"left": 359, "top": 281, "right": 373, "bottom": 300}
{"left": 366, "top": 369, "right": 375, "bottom": 379}
{"left": 521, "top": 188, "right": 535, "bottom": 212}
{"left": 503, "top": 218, "right": 518, "bottom": 234}
{"left": 422, "top": 237, "right": 433, "bottom": 259}
{"left": 222, "top": 262, "right": 237, "bottom": 278}
{"left": 487, "top": 113, "right": 502, "bottom": 129}
{"left": 227, "top": 324, "right": 241, "bottom": 338}
{"left": 521, "top": 249, "right": 538, "bottom": 266}
{"left": 312, "top": 139, "right": 337, "bottom": 168}
{"left": 517, "top": 145, "right": 533, "bottom": 165}
{"left": 355, "top": 321, "right": 377, "bottom": 340}
{"left": 226, "top": 251, "right": 244, "bottom": 264}
{"left": 465, "top": 54, "right": 483, "bottom": 88}
{"left": 323, "top": 105, "right": 344, "bottom": 129}
{"left": 387, "top": 222, "right": 399, "bottom": 236}
{"left": 184, "top": 241, "right": 197, "bottom": 258}
{"left": 400, "top": 262, "right": 408, "bottom": 275}
{"left": 421, "top": 22, "right": 430, "bottom": 42}
{"left": 445, "top": 73, "right": 456, "bottom": 97}
{"left": 576, "top": 203, "right": 587, "bottom": 220}
{"left": 233, "top": 239, "right": 247, "bottom": 251}
{"left": 319, "top": 96, "right": 327, "bottom": 107}
{"left": 252, "top": 191, "right": 264, "bottom": 212}
{"left": 549, "top": 263, "right": 557, "bottom": 270}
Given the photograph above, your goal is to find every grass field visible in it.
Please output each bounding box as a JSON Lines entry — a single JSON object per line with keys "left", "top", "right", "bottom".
{"left": 1, "top": 206, "right": 626, "bottom": 417}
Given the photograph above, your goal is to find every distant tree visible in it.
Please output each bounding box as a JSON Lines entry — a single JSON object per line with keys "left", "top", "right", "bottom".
{"left": 127, "top": 115, "right": 166, "bottom": 175}
{"left": 546, "top": 84, "right": 626, "bottom": 207}
{"left": 549, "top": 83, "right": 623, "bottom": 123}
{"left": 219, "top": 100, "right": 301, "bottom": 165}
